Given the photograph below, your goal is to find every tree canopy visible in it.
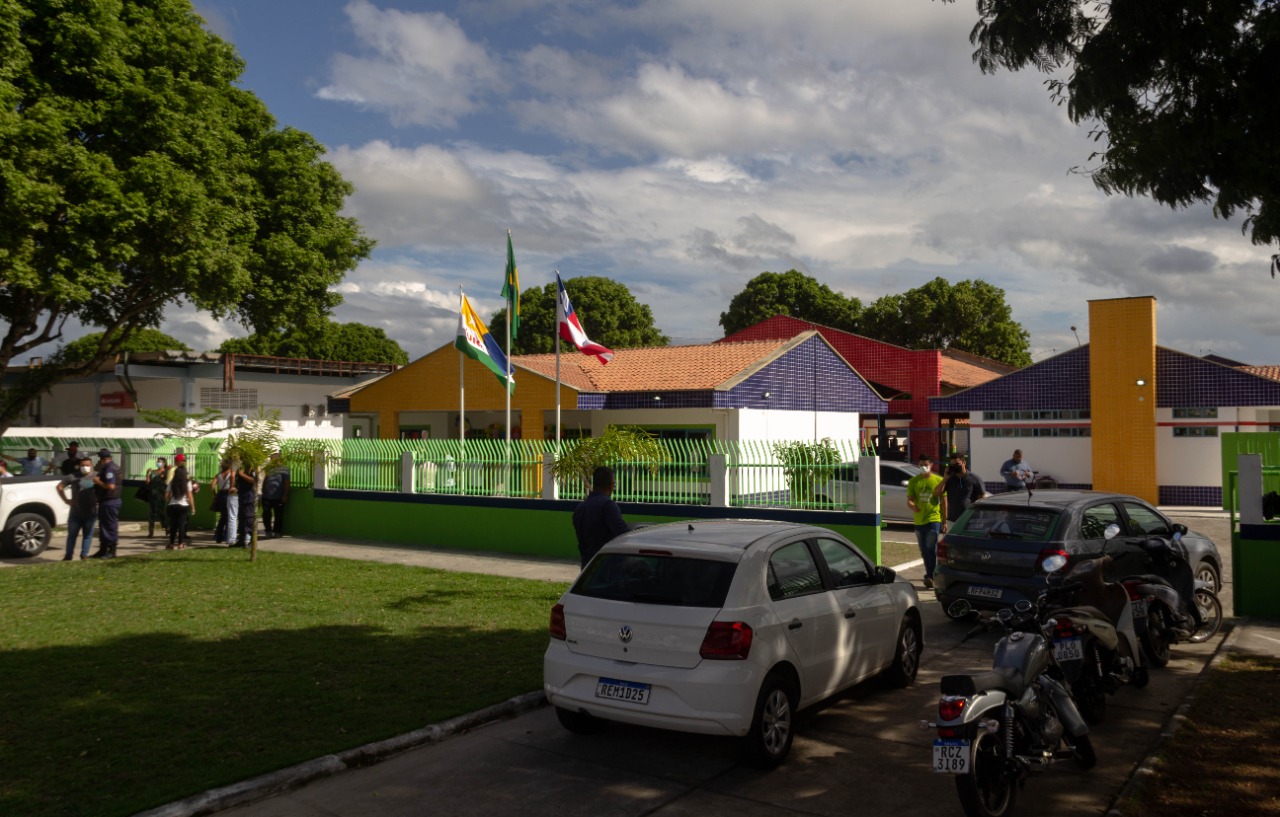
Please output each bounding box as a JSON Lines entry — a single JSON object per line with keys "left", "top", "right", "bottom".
{"left": 0, "top": 0, "right": 373, "bottom": 432}
{"left": 860, "top": 278, "right": 1031, "bottom": 366}
{"left": 218, "top": 321, "right": 409, "bottom": 366}
{"left": 940, "top": 0, "right": 1280, "bottom": 252}
{"left": 54, "top": 329, "right": 190, "bottom": 364}
{"left": 719, "top": 270, "right": 862, "bottom": 337}
{"left": 492, "top": 276, "right": 669, "bottom": 356}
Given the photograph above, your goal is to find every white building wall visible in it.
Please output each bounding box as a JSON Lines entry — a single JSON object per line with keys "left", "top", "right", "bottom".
{"left": 968, "top": 412, "right": 1093, "bottom": 488}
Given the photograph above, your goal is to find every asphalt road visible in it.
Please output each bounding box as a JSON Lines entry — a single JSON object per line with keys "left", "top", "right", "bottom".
{"left": 219, "top": 537, "right": 1230, "bottom": 817}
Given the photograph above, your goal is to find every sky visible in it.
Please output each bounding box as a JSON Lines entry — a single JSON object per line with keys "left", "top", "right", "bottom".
{"left": 36, "top": 0, "right": 1280, "bottom": 364}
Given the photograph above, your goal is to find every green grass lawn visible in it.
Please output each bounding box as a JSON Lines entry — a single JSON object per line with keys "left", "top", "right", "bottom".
{"left": 0, "top": 550, "right": 567, "bottom": 817}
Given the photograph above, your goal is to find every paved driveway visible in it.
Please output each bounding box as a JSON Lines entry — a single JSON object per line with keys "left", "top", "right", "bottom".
{"left": 220, "top": 591, "right": 1226, "bottom": 817}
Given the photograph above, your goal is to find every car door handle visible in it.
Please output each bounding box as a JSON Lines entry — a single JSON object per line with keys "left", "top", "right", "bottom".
{"left": 844, "top": 609, "right": 857, "bottom": 619}
{"left": 788, "top": 620, "right": 803, "bottom": 630}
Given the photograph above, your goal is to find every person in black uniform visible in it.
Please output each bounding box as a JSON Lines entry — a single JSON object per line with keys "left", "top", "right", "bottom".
{"left": 572, "top": 466, "right": 629, "bottom": 568}
{"left": 91, "top": 449, "right": 123, "bottom": 559}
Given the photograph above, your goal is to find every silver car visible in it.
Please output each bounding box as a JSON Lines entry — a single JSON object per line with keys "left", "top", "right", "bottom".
{"left": 820, "top": 461, "right": 924, "bottom": 522}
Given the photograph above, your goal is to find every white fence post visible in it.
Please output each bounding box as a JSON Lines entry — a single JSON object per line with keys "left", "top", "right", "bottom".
{"left": 1238, "top": 453, "right": 1263, "bottom": 524}
{"left": 542, "top": 452, "right": 558, "bottom": 500}
{"left": 401, "top": 450, "right": 415, "bottom": 494}
{"left": 709, "top": 453, "right": 728, "bottom": 507}
{"left": 314, "top": 450, "right": 327, "bottom": 491}
{"left": 857, "top": 456, "right": 881, "bottom": 516}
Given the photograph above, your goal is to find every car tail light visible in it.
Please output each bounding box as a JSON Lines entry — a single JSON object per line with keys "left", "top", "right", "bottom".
{"left": 935, "top": 535, "right": 949, "bottom": 565}
{"left": 699, "top": 621, "right": 753, "bottom": 660}
{"left": 1037, "top": 547, "right": 1068, "bottom": 571}
{"left": 549, "top": 603, "right": 566, "bottom": 640}
{"left": 938, "top": 696, "right": 966, "bottom": 722}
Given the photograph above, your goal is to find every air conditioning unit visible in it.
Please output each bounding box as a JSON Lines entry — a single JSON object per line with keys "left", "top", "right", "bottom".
{"left": 230, "top": 414, "right": 248, "bottom": 427}
{"left": 302, "top": 404, "right": 316, "bottom": 418}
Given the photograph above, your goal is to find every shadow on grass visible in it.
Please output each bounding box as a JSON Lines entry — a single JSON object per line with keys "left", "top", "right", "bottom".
{"left": 0, "top": 621, "right": 547, "bottom": 817}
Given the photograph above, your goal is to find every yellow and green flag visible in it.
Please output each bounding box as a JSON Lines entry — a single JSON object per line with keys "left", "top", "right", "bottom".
{"left": 500, "top": 231, "right": 519, "bottom": 338}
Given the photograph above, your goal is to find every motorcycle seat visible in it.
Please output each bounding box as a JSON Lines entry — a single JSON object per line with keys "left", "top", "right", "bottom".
{"left": 940, "top": 669, "right": 1027, "bottom": 698}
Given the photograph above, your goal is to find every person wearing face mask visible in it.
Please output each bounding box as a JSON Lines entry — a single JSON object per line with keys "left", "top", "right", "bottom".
{"left": 145, "top": 457, "right": 171, "bottom": 538}
{"left": 57, "top": 457, "right": 99, "bottom": 560}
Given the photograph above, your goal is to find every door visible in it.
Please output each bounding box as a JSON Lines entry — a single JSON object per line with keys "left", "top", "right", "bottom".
{"left": 813, "top": 537, "right": 899, "bottom": 684}
{"left": 1117, "top": 501, "right": 1174, "bottom": 578}
{"left": 767, "top": 539, "right": 844, "bottom": 700}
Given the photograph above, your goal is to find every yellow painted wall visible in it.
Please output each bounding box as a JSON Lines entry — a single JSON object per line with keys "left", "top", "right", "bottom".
{"left": 1089, "top": 296, "right": 1158, "bottom": 502}
{"left": 348, "top": 343, "right": 577, "bottom": 439}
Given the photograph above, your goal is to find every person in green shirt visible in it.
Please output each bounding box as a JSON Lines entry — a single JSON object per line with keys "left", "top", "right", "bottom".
{"left": 907, "top": 453, "right": 947, "bottom": 589}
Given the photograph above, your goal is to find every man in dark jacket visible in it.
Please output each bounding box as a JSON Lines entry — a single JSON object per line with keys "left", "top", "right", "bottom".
{"left": 261, "top": 452, "right": 290, "bottom": 539}
{"left": 934, "top": 452, "right": 988, "bottom": 533}
{"left": 572, "top": 466, "right": 629, "bottom": 568}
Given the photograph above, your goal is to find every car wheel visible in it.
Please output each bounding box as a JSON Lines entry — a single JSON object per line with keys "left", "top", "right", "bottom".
{"left": 555, "top": 706, "right": 606, "bottom": 735}
{"left": 1194, "top": 561, "right": 1220, "bottom": 595}
{"left": 741, "top": 670, "right": 797, "bottom": 768}
{"left": 884, "top": 617, "right": 922, "bottom": 687}
{"left": 2, "top": 513, "right": 52, "bottom": 557}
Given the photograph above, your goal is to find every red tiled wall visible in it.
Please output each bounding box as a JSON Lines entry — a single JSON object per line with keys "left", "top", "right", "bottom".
{"left": 722, "top": 316, "right": 942, "bottom": 457}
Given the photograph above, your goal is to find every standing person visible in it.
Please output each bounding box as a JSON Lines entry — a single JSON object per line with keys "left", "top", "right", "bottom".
{"left": 57, "top": 457, "right": 98, "bottom": 560}
{"left": 1000, "top": 449, "right": 1034, "bottom": 493}
{"left": 572, "top": 466, "right": 629, "bottom": 568}
{"left": 934, "top": 452, "right": 989, "bottom": 533}
{"left": 5, "top": 447, "right": 48, "bottom": 475}
{"left": 233, "top": 463, "right": 257, "bottom": 547}
{"left": 212, "top": 460, "right": 237, "bottom": 544}
{"left": 164, "top": 465, "right": 197, "bottom": 549}
{"left": 91, "top": 449, "right": 122, "bottom": 559}
{"left": 59, "top": 441, "right": 83, "bottom": 476}
{"left": 260, "top": 452, "right": 290, "bottom": 539}
{"left": 906, "top": 454, "right": 946, "bottom": 589}
{"left": 145, "top": 456, "right": 170, "bottom": 538}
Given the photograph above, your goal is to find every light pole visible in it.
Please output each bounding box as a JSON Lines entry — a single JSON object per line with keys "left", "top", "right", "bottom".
{"left": 1071, "top": 326, "right": 1081, "bottom": 347}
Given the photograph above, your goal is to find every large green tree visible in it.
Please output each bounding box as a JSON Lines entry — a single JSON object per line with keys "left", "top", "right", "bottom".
{"left": 0, "top": 0, "right": 373, "bottom": 433}
{"left": 218, "top": 321, "right": 409, "bottom": 366}
{"left": 940, "top": 0, "right": 1280, "bottom": 254}
{"left": 860, "top": 278, "right": 1032, "bottom": 366}
{"left": 54, "top": 329, "right": 189, "bottom": 364}
{"left": 491, "top": 276, "right": 669, "bottom": 356}
{"left": 719, "top": 270, "right": 862, "bottom": 337}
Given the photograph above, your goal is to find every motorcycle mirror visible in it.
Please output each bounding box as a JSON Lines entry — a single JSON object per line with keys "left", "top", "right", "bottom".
{"left": 1041, "top": 553, "right": 1068, "bottom": 573}
{"left": 947, "top": 599, "right": 972, "bottom": 619}
{"left": 1172, "top": 523, "right": 1188, "bottom": 537}
{"left": 1104, "top": 523, "right": 1121, "bottom": 540}
{"left": 1172, "top": 530, "right": 1183, "bottom": 544}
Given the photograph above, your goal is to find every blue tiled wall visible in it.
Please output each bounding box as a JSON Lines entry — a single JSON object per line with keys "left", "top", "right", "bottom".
{"left": 931, "top": 346, "right": 1091, "bottom": 413}
{"left": 1156, "top": 348, "right": 1280, "bottom": 407}
{"left": 717, "top": 335, "right": 889, "bottom": 413}
{"left": 1159, "top": 485, "right": 1224, "bottom": 507}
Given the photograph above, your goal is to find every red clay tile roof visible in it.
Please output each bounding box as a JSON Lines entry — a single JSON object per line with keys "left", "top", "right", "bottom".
{"left": 515, "top": 337, "right": 798, "bottom": 393}
{"left": 939, "top": 350, "right": 1017, "bottom": 389}
{"left": 1242, "top": 365, "right": 1280, "bottom": 382}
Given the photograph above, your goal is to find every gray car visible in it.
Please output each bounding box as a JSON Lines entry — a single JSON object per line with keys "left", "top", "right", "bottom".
{"left": 933, "top": 491, "right": 1223, "bottom": 621}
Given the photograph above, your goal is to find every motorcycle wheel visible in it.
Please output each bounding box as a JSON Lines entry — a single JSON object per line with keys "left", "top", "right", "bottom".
{"left": 1065, "top": 732, "right": 1096, "bottom": 771}
{"left": 956, "top": 720, "right": 1017, "bottom": 817}
{"left": 1140, "top": 602, "right": 1172, "bottom": 668}
{"left": 1188, "top": 589, "right": 1223, "bottom": 643}
{"left": 1075, "top": 644, "right": 1107, "bottom": 725}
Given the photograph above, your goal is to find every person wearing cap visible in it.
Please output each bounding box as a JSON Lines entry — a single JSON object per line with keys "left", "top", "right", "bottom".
{"left": 91, "top": 449, "right": 123, "bottom": 559}
{"left": 59, "top": 441, "right": 83, "bottom": 476}
{"left": 906, "top": 453, "right": 946, "bottom": 590}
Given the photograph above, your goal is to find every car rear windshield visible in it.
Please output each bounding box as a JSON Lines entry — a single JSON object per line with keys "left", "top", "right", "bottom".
{"left": 572, "top": 554, "right": 737, "bottom": 608}
{"left": 953, "top": 506, "right": 1062, "bottom": 541}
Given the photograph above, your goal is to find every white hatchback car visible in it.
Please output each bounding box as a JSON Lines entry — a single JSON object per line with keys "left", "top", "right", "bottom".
{"left": 543, "top": 520, "right": 922, "bottom": 766}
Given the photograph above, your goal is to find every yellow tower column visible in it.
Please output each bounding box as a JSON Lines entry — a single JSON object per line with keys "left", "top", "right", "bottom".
{"left": 1089, "top": 296, "right": 1158, "bottom": 503}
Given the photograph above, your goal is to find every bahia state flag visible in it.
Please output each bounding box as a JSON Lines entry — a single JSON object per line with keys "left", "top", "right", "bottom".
{"left": 556, "top": 273, "right": 614, "bottom": 364}
{"left": 456, "top": 293, "right": 515, "bottom": 392}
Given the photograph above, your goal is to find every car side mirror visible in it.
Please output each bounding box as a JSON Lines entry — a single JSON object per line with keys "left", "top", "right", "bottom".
{"left": 875, "top": 565, "right": 897, "bottom": 584}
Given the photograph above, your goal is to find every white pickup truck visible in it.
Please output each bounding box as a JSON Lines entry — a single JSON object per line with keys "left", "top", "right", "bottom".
{"left": 1, "top": 475, "right": 70, "bottom": 557}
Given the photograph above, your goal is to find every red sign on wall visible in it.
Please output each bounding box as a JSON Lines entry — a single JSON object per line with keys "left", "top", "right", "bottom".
{"left": 99, "top": 391, "right": 135, "bottom": 409}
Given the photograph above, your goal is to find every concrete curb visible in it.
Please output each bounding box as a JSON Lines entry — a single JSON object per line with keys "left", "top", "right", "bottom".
{"left": 1104, "top": 617, "right": 1246, "bottom": 816}
{"left": 132, "top": 691, "right": 547, "bottom": 817}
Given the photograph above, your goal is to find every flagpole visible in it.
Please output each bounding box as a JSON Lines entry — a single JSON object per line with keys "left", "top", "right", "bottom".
{"left": 503, "top": 230, "right": 513, "bottom": 498}
{"left": 459, "top": 287, "right": 467, "bottom": 498}
{"left": 555, "top": 270, "right": 562, "bottom": 455}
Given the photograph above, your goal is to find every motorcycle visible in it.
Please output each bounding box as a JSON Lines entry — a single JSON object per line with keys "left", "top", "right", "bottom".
{"left": 1121, "top": 526, "right": 1223, "bottom": 668}
{"left": 924, "top": 555, "right": 1094, "bottom": 817}
{"left": 1044, "top": 524, "right": 1147, "bottom": 725}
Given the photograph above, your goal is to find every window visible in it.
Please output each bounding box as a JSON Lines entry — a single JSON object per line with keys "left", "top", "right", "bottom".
{"left": 986, "top": 410, "right": 1090, "bottom": 421}
{"left": 1080, "top": 503, "right": 1122, "bottom": 539}
{"left": 955, "top": 507, "right": 1061, "bottom": 540}
{"left": 814, "top": 538, "right": 872, "bottom": 587}
{"left": 1123, "top": 503, "right": 1171, "bottom": 537}
{"left": 1172, "top": 427, "right": 1218, "bottom": 437}
{"left": 573, "top": 554, "right": 737, "bottom": 608}
{"left": 767, "top": 540, "right": 824, "bottom": 600}
{"left": 1172, "top": 407, "right": 1218, "bottom": 418}
{"left": 200, "top": 386, "right": 259, "bottom": 410}
{"left": 983, "top": 427, "right": 1091, "bottom": 438}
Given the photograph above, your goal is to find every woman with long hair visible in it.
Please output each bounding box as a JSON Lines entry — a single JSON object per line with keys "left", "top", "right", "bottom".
{"left": 164, "top": 465, "right": 198, "bottom": 549}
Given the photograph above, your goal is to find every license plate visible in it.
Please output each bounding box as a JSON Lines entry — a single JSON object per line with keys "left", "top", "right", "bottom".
{"left": 595, "top": 677, "right": 651, "bottom": 705}
{"left": 1132, "top": 599, "right": 1147, "bottom": 618}
{"left": 1054, "top": 637, "right": 1083, "bottom": 662}
{"left": 933, "top": 739, "right": 971, "bottom": 774}
{"left": 967, "top": 585, "right": 1004, "bottom": 600}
